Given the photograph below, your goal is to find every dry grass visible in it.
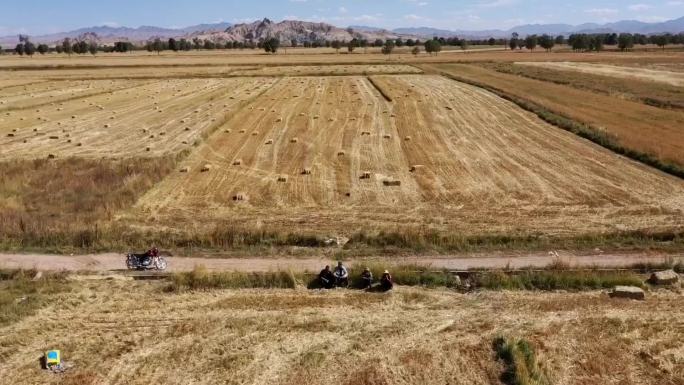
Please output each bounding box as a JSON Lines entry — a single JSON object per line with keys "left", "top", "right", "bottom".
{"left": 0, "top": 156, "right": 178, "bottom": 250}
{"left": 481, "top": 62, "right": 684, "bottom": 110}
{"left": 423, "top": 63, "right": 684, "bottom": 169}
{"left": 0, "top": 279, "right": 681, "bottom": 385}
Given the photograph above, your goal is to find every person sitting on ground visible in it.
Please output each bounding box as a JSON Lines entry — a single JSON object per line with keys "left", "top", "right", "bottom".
{"left": 380, "top": 270, "right": 393, "bottom": 291}
{"left": 319, "top": 265, "right": 335, "bottom": 289}
{"left": 360, "top": 267, "right": 373, "bottom": 289}
{"left": 333, "top": 261, "right": 349, "bottom": 287}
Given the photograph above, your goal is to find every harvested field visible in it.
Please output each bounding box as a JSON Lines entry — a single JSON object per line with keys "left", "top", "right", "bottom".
{"left": 230, "top": 64, "right": 423, "bottom": 76}
{"left": 0, "top": 279, "right": 682, "bottom": 385}
{"left": 132, "top": 75, "right": 684, "bottom": 237}
{"left": 423, "top": 63, "right": 684, "bottom": 169}
{"left": 517, "top": 61, "right": 684, "bottom": 87}
{"left": 0, "top": 78, "right": 276, "bottom": 159}
{"left": 480, "top": 62, "right": 684, "bottom": 110}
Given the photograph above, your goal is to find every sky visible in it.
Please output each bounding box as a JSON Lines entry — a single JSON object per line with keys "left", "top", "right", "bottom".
{"left": 1, "top": 0, "right": 683, "bottom": 36}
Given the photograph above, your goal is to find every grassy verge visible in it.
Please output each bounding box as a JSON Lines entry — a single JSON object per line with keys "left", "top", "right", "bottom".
{"left": 0, "top": 269, "right": 71, "bottom": 326}
{"left": 429, "top": 67, "right": 684, "bottom": 179}
{"left": 472, "top": 270, "right": 643, "bottom": 290}
{"left": 493, "top": 337, "right": 551, "bottom": 385}
{"left": 165, "top": 266, "right": 297, "bottom": 292}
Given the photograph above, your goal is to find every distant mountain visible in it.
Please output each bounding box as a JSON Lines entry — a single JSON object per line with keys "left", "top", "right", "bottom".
{"left": 397, "top": 16, "right": 684, "bottom": 38}
{"left": 2, "top": 16, "right": 682, "bottom": 47}
{"left": 0, "top": 22, "right": 232, "bottom": 46}
{"left": 192, "top": 18, "right": 410, "bottom": 43}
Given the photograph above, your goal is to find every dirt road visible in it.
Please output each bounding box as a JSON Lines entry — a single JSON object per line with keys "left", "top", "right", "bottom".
{"left": 0, "top": 251, "right": 680, "bottom": 272}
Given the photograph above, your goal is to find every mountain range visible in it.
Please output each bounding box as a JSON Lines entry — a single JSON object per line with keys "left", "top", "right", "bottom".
{"left": 1, "top": 16, "right": 683, "bottom": 47}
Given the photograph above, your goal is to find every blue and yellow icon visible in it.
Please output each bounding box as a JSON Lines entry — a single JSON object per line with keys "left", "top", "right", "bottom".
{"left": 45, "top": 350, "right": 61, "bottom": 367}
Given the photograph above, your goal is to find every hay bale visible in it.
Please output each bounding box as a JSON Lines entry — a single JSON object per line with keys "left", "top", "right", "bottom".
{"left": 265, "top": 139, "right": 273, "bottom": 144}
{"left": 445, "top": 106, "right": 453, "bottom": 110}
{"left": 383, "top": 180, "right": 401, "bottom": 187}
{"left": 232, "top": 193, "right": 247, "bottom": 201}
{"left": 239, "top": 129, "right": 246, "bottom": 133}
{"left": 49, "top": 136, "right": 59, "bottom": 140}
{"left": 47, "top": 154, "right": 56, "bottom": 159}
{"left": 276, "top": 118, "right": 283, "bottom": 123}
{"left": 67, "top": 139, "right": 72, "bottom": 143}
{"left": 361, "top": 131, "right": 371, "bottom": 136}
{"left": 337, "top": 151, "right": 345, "bottom": 156}
{"left": 404, "top": 136, "right": 412, "bottom": 141}
{"left": 649, "top": 270, "right": 679, "bottom": 285}
{"left": 301, "top": 168, "right": 312, "bottom": 175}
{"left": 383, "top": 134, "right": 392, "bottom": 139}
{"left": 252, "top": 131, "right": 259, "bottom": 136}
{"left": 76, "top": 142, "right": 82, "bottom": 147}
{"left": 104, "top": 124, "right": 110, "bottom": 128}
{"left": 610, "top": 286, "right": 645, "bottom": 300}
{"left": 146, "top": 147, "right": 150, "bottom": 151}
{"left": 277, "top": 175, "right": 288, "bottom": 182}
{"left": 409, "top": 165, "right": 424, "bottom": 173}
{"left": 360, "top": 171, "right": 371, "bottom": 180}
{"left": 290, "top": 138, "right": 299, "bottom": 143}
{"left": 233, "top": 159, "right": 242, "bottom": 166}
{"left": 159, "top": 132, "right": 166, "bottom": 136}
{"left": 200, "top": 164, "right": 212, "bottom": 172}
{"left": 182, "top": 140, "right": 188, "bottom": 144}
{"left": 185, "top": 127, "right": 191, "bottom": 131}
{"left": 6, "top": 133, "right": 14, "bottom": 137}
{"left": 179, "top": 166, "right": 190, "bottom": 173}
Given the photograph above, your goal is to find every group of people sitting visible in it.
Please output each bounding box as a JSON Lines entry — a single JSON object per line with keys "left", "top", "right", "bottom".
{"left": 318, "top": 262, "right": 393, "bottom": 291}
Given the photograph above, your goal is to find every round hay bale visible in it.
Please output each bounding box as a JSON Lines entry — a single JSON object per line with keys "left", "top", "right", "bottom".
{"left": 252, "top": 131, "right": 259, "bottom": 136}
{"left": 337, "top": 151, "right": 345, "bottom": 156}
{"left": 47, "top": 154, "right": 56, "bottom": 159}
{"left": 239, "top": 129, "right": 246, "bottom": 133}
{"left": 404, "top": 136, "right": 412, "bottom": 141}
{"left": 360, "top": 171, "right": 371, "bottom": 180}
{"left": 179, "top": 166, "right": 190, "bottom": 173}
{"left": 6, "top": 133, "right": 14, "bottom": 137}
{"left": 277, "top": 175, "right": 288, "bottom": 182}
{"left": 104, "top": 124, "right": 110, "bottom": 128}
{"left": 301, "top": 168, "right": 312, "bottom": 175}
{"left": 383, "top": 134, "right": 392, "bottom": 139}
{"left": 224, "top": 129, "right": 232, "bottom": 133}
{"left": 76, "top": 142, "right": 82, "bottom": 147}
{"left": 185, "top": 127, "right": 191, "bottom": 131}
{"left": 232, "top": 193, "right": 247, "bottom": 201}
{"left": 200, "top": 164, "right": 212, "bottom": 172}
{"left": 265, "top": 139, "right": 273, "bottom": 144}
{"left": 233, "top": 159, "right": 242, "bottom": 166}
{"left": 146, "top": 147, "right": 151, "bottom": 151}
{"left": 290, "top": 138, "right": 299, "bottom": 143}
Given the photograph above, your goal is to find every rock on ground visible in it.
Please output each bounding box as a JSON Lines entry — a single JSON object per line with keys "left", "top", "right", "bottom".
{"left": 649, "top": 270, "right": 679, "bottom": 285}
{"left": 610, "top": 286, "right": 645, "bottom": 300}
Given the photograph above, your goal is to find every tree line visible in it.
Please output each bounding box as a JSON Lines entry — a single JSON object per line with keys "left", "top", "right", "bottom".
{"left": 4, "top": 32, "right": 683, "bottom": 56}
{"left": 507, "top": 32, "right": 684, "bottom": 52}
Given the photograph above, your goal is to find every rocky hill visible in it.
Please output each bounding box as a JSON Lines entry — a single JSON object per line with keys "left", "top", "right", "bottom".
{"left": 191, "top": 18, "right": 411, "bottom": 44}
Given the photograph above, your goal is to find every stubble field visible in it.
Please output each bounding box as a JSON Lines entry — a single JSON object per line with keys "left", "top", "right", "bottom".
{"left": 1, "top": 50, "right": 684, "bottom": 252}
{"left": 0, "top": 278, "right": 682, "bottom": 385}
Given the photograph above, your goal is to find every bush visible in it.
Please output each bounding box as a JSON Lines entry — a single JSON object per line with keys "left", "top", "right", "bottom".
{"left": 493, "top": 336, "right": 551, "bottom": 385}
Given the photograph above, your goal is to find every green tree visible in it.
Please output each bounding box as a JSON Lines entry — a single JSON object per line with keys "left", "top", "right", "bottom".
{"left": 331, "top": 40, "right": 342, "bottom": 53}
{"left": 374, "top": 38, "right": 383, "bottom": 47}
{"left": 539, "top": 34, "right": 554, "bottom": 52}
{"left": 524, "top": 35, "right": 538, "bottom": 50}
{"left": 263, "top": 37, "right": 280, "bottom": 54}
{"left": 395, "top": 38, "right": 404, "bottom": 47}
{"left": 62, "top": 38, "right": 73, "bottom": 55}
{"left": 348, "top": 38, "right": 358, "bottom": 53}
{"left": 37, "top": 44, "right": 49, "bottom": 55}
{"left": 509, "top": 32, "right": 519, "bottom": 50}
{"left": 488, "top": 37, "right": 496, "bottom": 45}
{"left": 618, "top": 33, "right": 634, "bottom": 51}
{"left": 15, "top": 43, "right": 25, "bottom": 56}
{"left": 88, "top": 43, "right": 98, "bottom": 55}
{"left": 460, "top": 39, "right": 468, "bottom": 51}
{"left": 554, "top": 35, "right": 565, "bottom": 45}
{"left": 381, "top": 39, "right": 395, "bottom": 59}
{"left": 152, "top": 38, "right": 163, "bottom": 54}
{"left": 168, "top": 38, "right": 178, "bottom": 51}
{"left": 290, "top": 39, "right": 298, "bottom": 48}
{"left": 424, "top": 39, "right": 441, "bottom": 55}
{"left": 653, "top": 34, "right": 669, "bottom": 50}
{"left": 412, "top": 46, "right": 420, "bottom": 56}
{"left": 24, "top": 42, "right": 36, "bottom": 56}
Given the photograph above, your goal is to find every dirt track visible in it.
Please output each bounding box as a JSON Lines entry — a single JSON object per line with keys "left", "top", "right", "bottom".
{"left": 0, "top": 251, "right": 680, "bottom": 272}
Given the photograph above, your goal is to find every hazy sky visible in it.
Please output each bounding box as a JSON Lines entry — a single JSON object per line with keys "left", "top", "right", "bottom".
{"left": 1, "top": 0, "right": 683, "bottom": 35}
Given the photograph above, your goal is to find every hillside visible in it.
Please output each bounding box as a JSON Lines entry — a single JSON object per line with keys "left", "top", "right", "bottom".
{"left": 191, "top": 18, "right": 410, "bottom": 44}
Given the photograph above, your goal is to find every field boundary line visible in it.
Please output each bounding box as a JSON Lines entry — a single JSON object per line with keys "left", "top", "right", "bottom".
{"left": 367, "top": 76, "right": 393, "bottom": 102}
{"left": 425, "top": 65, "right": 684, "bottom": 180}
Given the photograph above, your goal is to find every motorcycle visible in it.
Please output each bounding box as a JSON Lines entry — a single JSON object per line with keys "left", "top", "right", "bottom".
{"left": 125, "top": 253, "right": 168, "bottom": 271}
